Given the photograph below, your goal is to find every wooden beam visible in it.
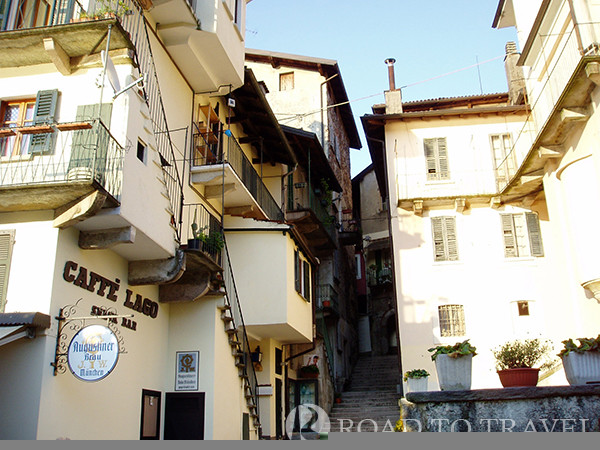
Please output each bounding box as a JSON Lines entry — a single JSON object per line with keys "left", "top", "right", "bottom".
{"left": 79, "top": 226, "right": 136, "bottom": 249}
{"left": 560, "top": 107, "right": 589, "bottom": 124}
{"left": 53, "top": 190, "right": 106, "bottom": 228}
{"left": 205, "top": 184, "right": 235, "bottom": 199}
{"left": 538, "top": 146, "right": 564, "bottom": 159}
{"left": 585, "top": 61, "right": 600, "bottom": 86}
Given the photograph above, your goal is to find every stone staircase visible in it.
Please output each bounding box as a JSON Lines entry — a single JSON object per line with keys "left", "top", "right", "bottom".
{"left": 329, "top": 354, "right": 401, "bottom": 432}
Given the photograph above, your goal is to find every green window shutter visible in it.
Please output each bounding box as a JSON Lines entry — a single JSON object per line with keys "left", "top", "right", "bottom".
{"left": 303, "top": 260, "right": 310, "bottom": 301}
{"left": 0, "top": 230, "right": 15, "bottom": 313}
{"left": 444, "top": 216, "right": 458, "bottom": 261}
{"left": 29, "top": 89, "right": 59, "bottom": 154}
{"left": 526, "top": 212, "right": 544, "bottom": 257}
{"left": 501, "top": 214, "right": 518, "bottom": 257}
{"left": 294, "top": 250, "right": 301, "bottom": 293}
{"left": 437, "top": 138, "right": 450, "bottom": 180}
{"left": 424, "top": 138, "right": 438, "bottom": 181}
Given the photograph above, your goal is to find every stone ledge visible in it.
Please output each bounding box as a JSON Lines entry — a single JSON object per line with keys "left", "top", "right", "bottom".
{"left": 405, "top": 385, "right": 600, "bottom": 403}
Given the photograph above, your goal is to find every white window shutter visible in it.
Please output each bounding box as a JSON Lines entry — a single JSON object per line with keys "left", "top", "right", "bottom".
{"left": 513, "top": 213, "right": 529, "bottom": 256}
{"left": 444, "top": 217, "right": 458, "bottom": 261}
{"left": 431, "top": 217, "right": 446, "bottom": 261}
{"left": 501, "top": 214, "right": 518, "bottom": 257}
{"left": 437, "top": 138, "right": 450, "bottom": 180}
{"left": 424, "top": 138, "right": 438, "bottom": 180}
{"left": 0, "top": 230, "right": 15, "bottom": 312}
{"left": 526, "top": 212, "right": 544, "bottom": 257}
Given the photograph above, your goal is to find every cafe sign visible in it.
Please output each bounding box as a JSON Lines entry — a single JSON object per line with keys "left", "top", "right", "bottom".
{"left": 68, "top": 325, "right": 119, "bottom": 382}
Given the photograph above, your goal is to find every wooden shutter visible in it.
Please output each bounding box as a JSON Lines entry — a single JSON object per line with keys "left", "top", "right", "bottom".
{"left": 432, "top": 217, "right": 457, "bottom": 261}
{"left": 444, "top": 217, "right": 458, "bottom": 261}
{"left": 29, "top": 89, "right": 59, "bottom": 154}
{"left": 294, "top": 250, "right": 301, "bottom": 293}
{"left": 424, "top": 138, "right": 438, "bottom": 180}
{"left": 303, "top": 260, "right": 310, "bottom": 301}
{"left": 432, "top": 217, "right": 446, "bottom": 261}
{"left": 526, "top": 212, "right": 544, "bottom": 257}
{"left": 501, "top": 214, "right": 518, "bottom": 257}
{"left": 0, "top": 230, "right": 15, "bottom": 312}
{"left": 436, "top": 138, "right": 450, "bottom": 180}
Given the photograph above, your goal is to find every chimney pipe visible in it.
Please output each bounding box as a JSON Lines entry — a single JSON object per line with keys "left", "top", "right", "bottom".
{"left": 385, "top": 58, "right": 396, "bottom": 91}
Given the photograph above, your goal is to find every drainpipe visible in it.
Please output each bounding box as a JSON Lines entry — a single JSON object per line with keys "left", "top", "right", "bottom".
{"left": 320, "top": 74, "right": 339, "bottom": 149}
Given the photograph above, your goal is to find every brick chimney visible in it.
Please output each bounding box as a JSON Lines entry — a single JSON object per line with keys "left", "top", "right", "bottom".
{"left": 504, "top": 41, "right": 526, "bottom": 105}
{"left": 384, "top": 58, "right": 403, "bottom": 114}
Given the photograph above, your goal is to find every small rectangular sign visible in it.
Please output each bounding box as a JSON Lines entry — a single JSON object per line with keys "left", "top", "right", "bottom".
{"left": 176, "top": 351, "right": 199, "bottom": 391}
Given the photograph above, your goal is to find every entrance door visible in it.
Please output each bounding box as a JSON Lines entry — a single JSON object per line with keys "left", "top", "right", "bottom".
{"left": 164, "top": 392, "right": 205, "bottom": 440}
{"left": 275, "top": 378, "right": 283, "bottom": 438}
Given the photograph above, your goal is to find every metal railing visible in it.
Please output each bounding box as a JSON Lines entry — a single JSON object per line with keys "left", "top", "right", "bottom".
{"left": 192, "top": 129, "right": 284, "bottom": 222}
{"left": 367, "top": 264, "right": 393, "bottom": 287}
{"left": 180, "top": 203, "right": 222, "bottom": 264}
{"left": 315, "top": 316, "right": 335, "bottom": 388}
{"left": 317, "top": 283, "right": 338, "bottom": 311}
{"left": 289, "top": 182, "right": 336, "bottom": 241}
{"left": 222, "top": 237, "right": 260, "bottom": 429}
{"left": 0, "top": 120, "right": 123, "bottom": 200}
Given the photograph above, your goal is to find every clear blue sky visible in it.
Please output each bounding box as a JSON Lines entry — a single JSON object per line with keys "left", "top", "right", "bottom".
{"left": 245, "top": 0, "right": 519, "bottom": 177}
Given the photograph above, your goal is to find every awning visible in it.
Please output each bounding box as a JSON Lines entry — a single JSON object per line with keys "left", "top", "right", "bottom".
{"left": 0, "top": 312, "right": 51, "bottom": 348}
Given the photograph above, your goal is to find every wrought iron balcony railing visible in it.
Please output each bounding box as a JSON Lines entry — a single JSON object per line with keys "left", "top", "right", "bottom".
{"left": 180, "top": 202, "right": 222, "bottom": 265}
{"left": 192, "top": 129, "right": 284, "bottom": 222}
{"left": 317, "top": 283, "right": 338, "bottom": 312}
{"left": 367, "top": 264, "right": 393, "bottom": 287}
{"left": 0, "top": 119, "right": 123, "bottom": 201}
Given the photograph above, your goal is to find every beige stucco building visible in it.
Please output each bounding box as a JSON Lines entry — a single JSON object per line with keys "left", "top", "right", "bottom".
{"left": 0, "top": 0, "right": 320, "bottom": 440}
{"left": 363, "top": 26, "right": 600, "bottom": 391}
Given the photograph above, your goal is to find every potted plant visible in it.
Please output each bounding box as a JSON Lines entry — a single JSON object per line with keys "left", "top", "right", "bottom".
{"left": 403, "top": 369, "right": 430, "bottom": 392}
{"left": 492, "top": 339, "right": 552, "bottom": 387}
{"left": 187, "top": 210, "right": 207, "bottom": 250}
{"left": 205, "top": 231, "right": 225, "bottom": 252}
{"left": 558, "top": 335, "right": 600, "bottom": 385}
{"left": 334, "top": 392, "right": 342, "bottom": 404}
{"left": 299, "top": 364, "right": 319, "bottom": 379}
{"left": 428, "top": 340, "right": 477, "bottom": 391}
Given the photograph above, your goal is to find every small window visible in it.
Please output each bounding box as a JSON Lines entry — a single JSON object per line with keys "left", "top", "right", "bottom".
{"left": 438, "top": 304, "right": 466, "bottom": 337}
{"left": 279, "top": 72, "right": 294, "bottom": 91}
{"left": 294, "top": 249, "right": 311, "bottom": 301}
{"left": 517, "top": 301, "right": 530, "bottom": 316}
{"left": 137, "top": 140, "right": 147, "bottom": 164}
{"left": 424, "top": 137, "right": 450, "bottom": 181}
{"left": 490, "top": 133, "right": 516, "bottom": 190}
{"left": 431, "top": 216, "right": 458, "bottom": 261}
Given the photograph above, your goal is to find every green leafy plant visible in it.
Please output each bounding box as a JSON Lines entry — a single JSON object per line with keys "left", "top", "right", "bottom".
{"left": 86, "top": 0, "right": 131, "bottom": 18}
{"left": 558, "top": 335, "right": 600, "bottom": 357}
{"left": 299, "top": 364, "right": 319, "bottom": 374}
{"left": 190, "top": 209, "right": 207, "bottom": 242}
{"left": 206, "top": 231, "right": 225, "bottom": 251}
{"left": 403, "top": 369, "right": 430, "bottom": 382}
{"left": 428, "top": 340, "right": 477, "bottom": 361}
{"left": 493, "top": 339, "right": 552, "bottom": 370}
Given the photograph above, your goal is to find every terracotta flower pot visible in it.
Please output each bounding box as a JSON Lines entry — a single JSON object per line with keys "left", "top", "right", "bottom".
{"left": 497, "top": 368, "right": 540, "bottom": 387}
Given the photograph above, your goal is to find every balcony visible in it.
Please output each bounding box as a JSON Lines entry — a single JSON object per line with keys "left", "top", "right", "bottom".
{"left": 190, "top": 130, "right": 284, "bottom": 222}
{"left": 367, "top": 263, "right": 393, "bottom": 289}
{"left": 151, "top": 0, "right": 245, "bottom": 91}
{"left": 0, "top": 119, "right": 123, "bottom": 212}
{"left": 499, "top": 20, "right": 600, "bottom": 202}
{"left": 317, "top": 284, "right": 339, "bottom": 317}
{"left": 0, "top": 0, "right": 134, "bottom": 71}
{"left": 286, "top": 183, "right": 336, "bottom": 253}
{"left": 338, "top": 210, "right": 361, "bottom": 246}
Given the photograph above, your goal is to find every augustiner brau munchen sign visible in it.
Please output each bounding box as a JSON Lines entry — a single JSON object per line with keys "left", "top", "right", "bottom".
{"left": 68, "top": 325, "right": 119, "bottom": 382}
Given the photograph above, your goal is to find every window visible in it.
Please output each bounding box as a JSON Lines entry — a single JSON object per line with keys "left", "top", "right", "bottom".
{"left": 294, "top": 249, "right": 311, "bottom": 301}
{"left": 431, "top": 216, "right": 458, "bottom": 261}
{"left": 137, "top": 140, "right": 147, "bottom": 164}
{"left": 500, "top": 212, "right": 544, "bottom": 258}
{"left": 490, "top": 133, "right": 516, "bottom": 190}
{"left": 1, "top": 99, "right": 35, "bottom": 157}
{"left": 517, "top": 301, "right": 530, "bottom": 316}
{"left": 424, "top": 137, "right": 450, "bottom": 181}
{"left": 0, "top": 230, "right": 15, "bottom": 312}
{"left": 279, "top": 72, "right": 294, "bottom": 91}
{"left": 438, "top": 305, "right": 466, "bottom": 337}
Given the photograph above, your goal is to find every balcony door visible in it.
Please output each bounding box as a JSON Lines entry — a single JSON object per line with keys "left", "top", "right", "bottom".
{"left": 0, "top": 99, "right": 35, "bottom": 157}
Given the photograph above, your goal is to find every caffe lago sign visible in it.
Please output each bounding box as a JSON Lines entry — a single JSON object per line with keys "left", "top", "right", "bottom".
{"left": 68, "top": 325, "right": 119, "bottom": 382}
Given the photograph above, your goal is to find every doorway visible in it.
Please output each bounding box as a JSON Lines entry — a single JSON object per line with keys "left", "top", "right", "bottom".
{"left": 164, "top": 392, "right": 205, "bottom": 440}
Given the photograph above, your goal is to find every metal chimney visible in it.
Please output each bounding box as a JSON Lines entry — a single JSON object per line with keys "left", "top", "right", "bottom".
{"left": 385, "top": 58, "right": 397, "bottom": 91}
